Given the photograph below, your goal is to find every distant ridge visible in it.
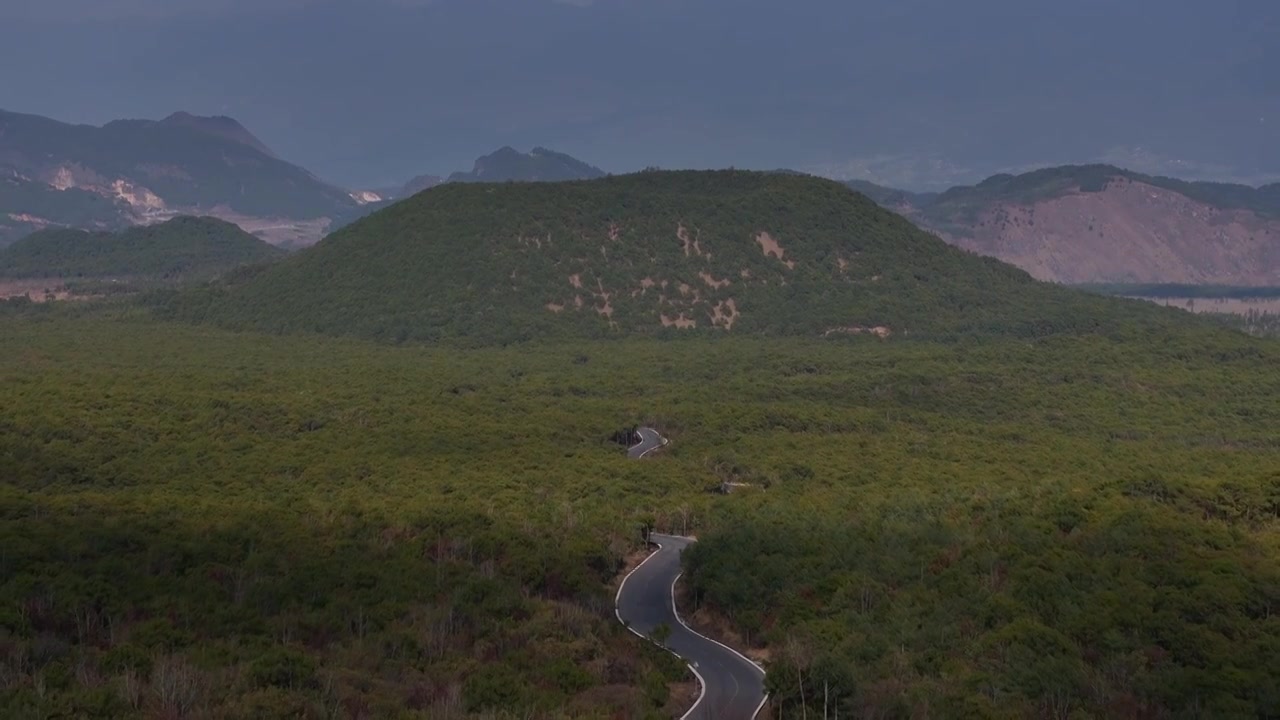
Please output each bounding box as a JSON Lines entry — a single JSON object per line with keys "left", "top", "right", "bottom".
{"left": 847, "top": 165, "right": 1280, "bottom": 285}
{"left": 0, "top": 108, "right": 358, "bottom": 247}
{"left": 329, "top": 147, "right": 609, "bottom": 230}
{"left": 447, "top": 146, "right": 606, "bottom": 184}
{"left": 158, "top": 111, "right": 281, "bottom": 160}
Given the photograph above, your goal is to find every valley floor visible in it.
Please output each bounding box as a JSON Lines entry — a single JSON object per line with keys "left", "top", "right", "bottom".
{"left": 1, "top": 308, "right": 1278, "bottom": 718}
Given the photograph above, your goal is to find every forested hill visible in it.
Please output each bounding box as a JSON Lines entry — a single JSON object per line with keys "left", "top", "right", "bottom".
{"left": 0, "top": 216, "right": 285, "bottom": 280}
{"left": 158, "top": 170, "right": 1191, "bottom": 343}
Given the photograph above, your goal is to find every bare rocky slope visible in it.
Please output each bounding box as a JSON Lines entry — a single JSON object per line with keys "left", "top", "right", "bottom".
{"left": 0, "top": 109, "right": 360, "bottom": 248}
{"left": 851, "top": 166, "right": 1280, "bottom": 285}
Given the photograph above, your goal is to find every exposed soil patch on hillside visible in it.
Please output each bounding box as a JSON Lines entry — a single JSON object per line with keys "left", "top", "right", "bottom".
{"left": 709, "top": 299, "right": 739, "bottom": 330}
{"left": 0, "top": 278, "right": 71, "bottom": 302}
{"left": 678, "top": 224, "right": 694, "bottom": 257}
{"left": 824, "top": 325, "right": 892, "bottom": 338}
{"left": 699, "top": 271, "right": 731, "bottom": 289}
{"left": 661, "top": 313, "right": 697, "bottom": 329}
{"left": 756, "top": 231, "right": 796, "bottom": 269}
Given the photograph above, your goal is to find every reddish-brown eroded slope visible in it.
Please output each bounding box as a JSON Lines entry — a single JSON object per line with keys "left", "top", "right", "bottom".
{"left": 936, "top": 177, "right": 1280, "bottom": 284}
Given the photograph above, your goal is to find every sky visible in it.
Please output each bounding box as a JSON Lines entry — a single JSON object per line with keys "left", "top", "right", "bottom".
{"left": 1, "top": 0, "right": 1277, "bottom": 190}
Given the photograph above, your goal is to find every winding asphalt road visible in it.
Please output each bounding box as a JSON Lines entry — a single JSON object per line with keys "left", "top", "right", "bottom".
{"left": 617, "top": 429, "right": 767, "bottom": 719}
{"left": 626, "top": 426, "right": 667, "bottom": 458}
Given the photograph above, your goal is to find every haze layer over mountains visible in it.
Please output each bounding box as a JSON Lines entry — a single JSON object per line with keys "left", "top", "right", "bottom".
{"left": 2, "top": 0, "right": 1277, "bottom": 189}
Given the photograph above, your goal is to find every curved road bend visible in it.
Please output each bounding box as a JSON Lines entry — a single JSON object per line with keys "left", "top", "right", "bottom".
{"left": 617, "top": 534, "right": 767, "bottom": 719}
{"left": 627, "top": 427, "right": 667, "bottom": 458}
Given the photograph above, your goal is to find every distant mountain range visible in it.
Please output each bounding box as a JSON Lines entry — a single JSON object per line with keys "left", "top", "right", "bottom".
{"left": 5, "top": 107, "right": 1279, "bottom": 286}
{"left": 0, "top": 109, "right": 361, "bottom": 248}
{"left": 0, "top": 109, "right": 614, "bottom": 250}
{"left": 847, "top": 166, "right": 1280, "bottom": 286}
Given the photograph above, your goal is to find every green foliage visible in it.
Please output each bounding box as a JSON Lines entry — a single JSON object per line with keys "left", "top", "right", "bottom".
{"left": 1075, "top": 283, "right": 1280, "bottom": 300}
{"left": 0, "top": 216, "right": 285, "bottom": 280}
{"left": 1071, "top": 285, "right": 1280, "bottom": 338}
{"left": 151, "top": 170, "right": 1200, "bottom": 344}
{"left": 1206, "top": 310, "right": 1280, "bottom": 338}
{"left": 650, "top": 623, "right": 672, "bottom": 647}
{"left": 1, "top": 310, "right": 1277, "bottom": 717}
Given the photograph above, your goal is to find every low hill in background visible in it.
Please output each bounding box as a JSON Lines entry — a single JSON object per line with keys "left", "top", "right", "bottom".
{"left": 333, "top": 147, "right": 608, "bottom": 230}
{"left": 447, "top": 146, "right": 606, "bottom": 184}
{"left": 848, "top": 165, "right": 1280, "bottom": 285}
{"left": 157, "top": 170, "right": 1186, "bottom": 343}
{"left": 0, "top": 216, "right": 285, "bottom": 281}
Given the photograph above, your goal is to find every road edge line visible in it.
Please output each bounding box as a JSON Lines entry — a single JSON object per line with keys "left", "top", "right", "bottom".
{"left": 615, "top": 538, "right": 709, "bottom": 719}
{"left": 670, "top": 569, "right": 769, "bottom": 719}
{"left": 628, "top": 427, "right": 668, "bottom": 458}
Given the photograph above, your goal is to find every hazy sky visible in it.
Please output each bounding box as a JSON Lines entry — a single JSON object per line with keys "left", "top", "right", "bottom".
{"left": 1, "top": 0, "right": 1276, "bottom": 189}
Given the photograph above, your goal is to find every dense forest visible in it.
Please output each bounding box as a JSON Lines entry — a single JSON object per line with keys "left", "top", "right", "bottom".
{"left": 1, "top": 300, "right": 1277, "bottom": 718}
{"left": 1075, "top": 283, "right": 1280, "bottom": 300}
{"left": 2, "top": 170, "right": 1278, "bottom": 719}
{"left": 149, "top": 171, "right": 1199, "bottom": 344}
{"left": 1211, "top": 310, "right": 1280, "bottom": 338}
{"left": 0, "top": 216, "right": 284, "bottom": 281}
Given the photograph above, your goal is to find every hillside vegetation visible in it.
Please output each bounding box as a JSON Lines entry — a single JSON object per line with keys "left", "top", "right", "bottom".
{"left": 0, "top": 309, "right": 1276, "bottom": 718}
{"left": 4, "top": 170, "right": 1277, "bottom": 719}
{"left": 0, "top": 216, "right": 285, "bottom": 281}
{"left": 157, "top": 170, "right": 1189, "bottom": 343}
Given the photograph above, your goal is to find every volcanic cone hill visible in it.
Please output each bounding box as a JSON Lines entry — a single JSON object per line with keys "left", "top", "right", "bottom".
{"left": 158, "top": 170, "right": 1190, "bottom": 343}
